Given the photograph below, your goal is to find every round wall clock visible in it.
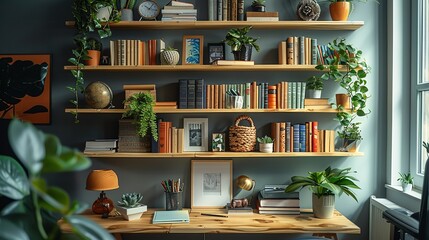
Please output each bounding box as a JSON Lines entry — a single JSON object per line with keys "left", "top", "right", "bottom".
{"left": 138, "top": 0, "right": 160, "bottom": 20}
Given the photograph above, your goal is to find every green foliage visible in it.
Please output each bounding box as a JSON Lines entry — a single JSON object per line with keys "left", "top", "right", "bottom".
{"left": 162, "top": 45, "right": 178, "bottom": 52}
{"left": 117, "top": 193, "right": 143, "bottom": 208}
{"left": 423, "top": 141, "right": 429, "bottom": 157}
{"left": 337, "top": 122, "right": 362, "bottom": 141}
{"left": 397, "top": 172, "right": 414, "bottom": 185}
{"left": 257, "top": 135, "right": 274, "bottom": 144}
{"left": 285, "top": 166, "right": 360, "bottom": 202}
{"left": 224, "top": 26, "right": 260, "bottom": 52}
{"left": 121, "top": 0, "right": 136, "bottom": 9}
{"left": 87, "top": 37, "right": 102, "bottom": 51}
{"left": 122, "top": 92, "right": 158, "bottom": 141}
{"left": 306, "top": 76, "right": 324, "bottom": 90}
{"left": 0, "top": 119, "right": 113, "bottom": 240}
{"left": 252, "top": 0, "right": 266, "bottom": 6}
{"left": 316, "top": 38, "right": 371, "bottom": 143}
{"left": 69, "top": 0, "right": 120, "bottom": 123}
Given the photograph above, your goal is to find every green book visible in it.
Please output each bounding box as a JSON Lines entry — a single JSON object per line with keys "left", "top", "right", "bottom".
{"left": 152, "top": 210, "right": 190, "bottom": 224}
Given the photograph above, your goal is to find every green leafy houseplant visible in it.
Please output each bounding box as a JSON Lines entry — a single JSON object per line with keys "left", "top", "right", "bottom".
{"left": 316, "top": 38, "right": 371, "bottom": 147}
{"left": 117, "top": 193, "right": 143, "bottom": 208}
{"left": 257, "top": 135, "right": 274, "bottom": 144}
{"left": 306, "top": 76, "right": 324, "bottom": 91}
{"left": 0, "top": 119, "right": 113, "bottom": 240}
{"left": 121, "top": 0, "right": 136, "bottom": 9}
{"left": 397, "top": 172, "right": 414, "bottom": 185}
{"left": 68, "top": 0, "right": 120, "bottom": 123}
{"left": 224, "top": 26, "right": 260, "bottom": 53}
{"left": 122, "top": 92, "right": 158, "bottom": 141}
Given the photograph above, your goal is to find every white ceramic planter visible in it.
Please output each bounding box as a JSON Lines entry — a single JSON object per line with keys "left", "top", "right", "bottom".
{"left": 402, "top": 183, "right": 412, "bottom": 193}
{"left": 96, "top": 6, "right": 112, "bottom": 22}
{"left": 117, "top": 205, "right": 147, "bottom": 221}
{"left": 312, "top": 194, "right": 335, "bottom": 219}
{"left": 306, "top": 89, "right": 322, "bottom": 98}
{"left": 259, "top": 143, "right": 273, "bottom": 153}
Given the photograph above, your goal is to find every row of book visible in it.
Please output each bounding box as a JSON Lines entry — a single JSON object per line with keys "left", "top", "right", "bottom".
{"left": 256, "top": 185, "right": 300, "bottom": 215}
{"left": 270, "top": 121, "right": 335, "bottom": 153}
{"left": 84, "top": 139, "right": 118, "bottom": 154}
{"left": 179, "top": 80, "right": 314, "bottom": 110}
{"left": 158, "top": 122, "right": 185, "bottom": 153}
{"left": 208, "top": 0, "right": 245, "bottom": 21}
{"left": 161, "top": 1, "right": 197, "bottom": 22}
{"left": 109, "top": 39, "right": 165, "bottom": 66}
{"left": 278, "top": 37, "right": 318, "bottom": 65}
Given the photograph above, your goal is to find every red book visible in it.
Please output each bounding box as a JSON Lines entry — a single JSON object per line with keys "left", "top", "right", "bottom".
{"left": 148, "top": 39, "right": 157, "bottom": 65}
{"left": 312, "top": 121, "right": 319, "bottom": 152}
{"left": 158, "top": 121, "right": 168, "bottom": 153}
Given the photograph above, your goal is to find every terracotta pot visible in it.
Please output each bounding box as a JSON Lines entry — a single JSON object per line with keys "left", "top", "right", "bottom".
{"left": 336, "top": 93, "right": 350, "bottom": 109}
{"left": 85, "top": 50, "right": 101, "bottom": 66}
{"left": 329, "top": 2, "right": 350, "bottom": 21}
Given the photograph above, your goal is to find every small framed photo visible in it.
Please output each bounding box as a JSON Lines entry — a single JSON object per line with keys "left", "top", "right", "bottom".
{"left": 182, "top": 35, "right": 204, "bottom": 65}
{"left": 208, "top": 43, "right": 225, "bottom": 64}
{"left": 183, "top": 118, "right": 208, "bottom": 151}
{"left": 211, "top": 133, "right": 225, "bottom": 152}
{"left": 191, "top": 160, "right": 233, "bottom": 209}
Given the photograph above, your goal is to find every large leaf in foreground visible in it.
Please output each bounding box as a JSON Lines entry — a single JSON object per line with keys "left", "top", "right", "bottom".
{"left": 0, "top": 155, "right": 29, "bottom": 200}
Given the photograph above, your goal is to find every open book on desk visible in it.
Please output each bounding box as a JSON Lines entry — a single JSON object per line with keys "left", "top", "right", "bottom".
{"left": 152, "top": 210, "right": 190, "bottom": 224}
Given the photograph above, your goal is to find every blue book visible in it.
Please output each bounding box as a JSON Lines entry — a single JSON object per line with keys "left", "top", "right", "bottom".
{"left": 187, "top": 79, "right": 196, "bottom": 109}
{"left": 264, "top": 82, "right": 268, "bottom": 109}
{"left": 287, "top": 83, "right": 292, "bottom": 109}
{"left": 179, "top": 79, "right": 188, "bottom": 109}
{"left": 196, "top": 79, "right": 204, "bottom": 109}
{"left": 299, "top": 124, "right": 306, "bottom": 152}
{"left": 293, "top": 123, "right": 300, "bottom": 152}
{"left": 311, "top": 38, "right": 318, "bottom": 65}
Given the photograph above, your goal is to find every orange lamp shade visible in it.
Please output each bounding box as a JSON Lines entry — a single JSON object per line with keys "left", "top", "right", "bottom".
{"left": 86, "top": 170, "right": 119, "bottom": 191}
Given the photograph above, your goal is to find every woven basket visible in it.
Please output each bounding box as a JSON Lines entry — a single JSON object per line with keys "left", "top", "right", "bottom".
{"left": 229, "top": 115, "right": 256, "bottom": 152}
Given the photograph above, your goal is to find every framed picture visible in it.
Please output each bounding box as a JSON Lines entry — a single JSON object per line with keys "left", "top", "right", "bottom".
{"left": 182, "top": 35, "right": 204, "bottom": 65}
{"left": 0, "top": 54, "right": 51, "bottom": 124}
{"left": 191, "top": 160, "right": 232, "bottom": 209}
{"left": 208, "top": 43, "right": 225, "bottom": 64}
{"left": 212, "top": 133, "right": 225, "bottom": 152}
{"left": 183, "top": 118, "right": 208, "bottom": 152}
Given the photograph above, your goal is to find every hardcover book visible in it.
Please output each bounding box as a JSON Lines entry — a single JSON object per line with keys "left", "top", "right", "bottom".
{"left": 152, "top": 210, "right": 190, "bottom": 224}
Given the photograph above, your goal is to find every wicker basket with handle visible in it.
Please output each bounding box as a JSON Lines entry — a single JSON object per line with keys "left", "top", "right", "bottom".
{"left": 229, "top": 115, "right": 256, "bottom": 152}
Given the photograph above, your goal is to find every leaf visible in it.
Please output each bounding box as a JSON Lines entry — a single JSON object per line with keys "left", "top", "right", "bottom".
{"left": 0, "top": 200, "right": 25, "bottom": 216}
{"left": 65, "top": 215, "right": 115, "bottom": 240}
{"left": 0, "top": 218, "right": 30, "bottom": 240}
{"left": 8, "top": 119, "right": 45, "bottom": 174}
{"left": 39, "top": 187, "right": 70, "bottom": 214}
{"left": 0, "top": 155, "right": 30, "bottom": 200}
{"left": 45, "top": 134, "right": 62, "bottom": 156}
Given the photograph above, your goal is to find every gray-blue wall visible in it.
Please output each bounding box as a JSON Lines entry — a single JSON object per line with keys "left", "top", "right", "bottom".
{"left": 0, "top": 0, "right": 386, "bottom": 239}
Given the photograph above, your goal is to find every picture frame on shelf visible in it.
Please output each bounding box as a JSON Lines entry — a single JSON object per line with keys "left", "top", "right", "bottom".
{"left": 184, "top": 118, "right": 208, "bottom": 151}
{"left": 191, "top": 160, "right": 233, "bottom": 209}
{"left": 182, "top": 35, "right": 204, "bottom": 65}
{"left": 211, "top": 133, "right": 225, "bottom": 152}
{"left": 208, "top": 43, "right": 225, "bottom": 64}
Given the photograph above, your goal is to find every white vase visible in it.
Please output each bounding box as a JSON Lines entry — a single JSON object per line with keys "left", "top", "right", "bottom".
{"left": 259, "top": 143, "right": 273, "bottom": 153}
{"left": 117, "top": 205, "right": 147, "bottom": 221}
{"left": 402, "top": 183, "right": 412, "bottom": 193}
{"left": 121, "top": 9, "right": 133, "bottom": 21}
{"left": 312, "top": 194, "right": 335, "bottom": 219}
{"left": 161, "top": 50, "right": 180, "bottom": 65}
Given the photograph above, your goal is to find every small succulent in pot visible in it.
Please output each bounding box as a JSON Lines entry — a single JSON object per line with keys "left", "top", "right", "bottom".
{"left": 161, "top": 45, "right": 180, "bottom": 65}
{"left": 117, "top": 192, "right": 147, "bottom": 221}
{"left": 252, "top": 0, "right": 266, "bottom": 12}
{"left": 118, "top": 192, "right": 143, "bottom": 208}
{"left": 257, "top": 135, "right": 274, "bottom": 144}
{"left": 257, "top": 135, "right": 274, "bottom": 153}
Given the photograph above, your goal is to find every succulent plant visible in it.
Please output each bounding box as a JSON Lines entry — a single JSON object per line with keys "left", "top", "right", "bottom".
{"left": 257, "top": 135, "right": 274, "bottom": 144}
{"left": 117, "top": 192, "right": 143, "bottom": 208}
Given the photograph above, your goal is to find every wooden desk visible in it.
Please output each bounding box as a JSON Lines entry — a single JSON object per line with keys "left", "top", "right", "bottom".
{"left": 59, "top": 209, "right": 360, "bottom": 239}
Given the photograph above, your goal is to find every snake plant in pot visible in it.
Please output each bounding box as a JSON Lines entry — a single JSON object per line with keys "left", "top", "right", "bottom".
{"left": 285, "top": 166, "right": 360, "bottom": 219}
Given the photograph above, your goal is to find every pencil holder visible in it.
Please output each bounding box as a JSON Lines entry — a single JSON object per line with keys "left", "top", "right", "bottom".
{"left": 165, "top": 191, "right": 183, "bottom": 211}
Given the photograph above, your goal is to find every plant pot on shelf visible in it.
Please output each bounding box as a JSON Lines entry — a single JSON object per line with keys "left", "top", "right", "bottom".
{"left": 232, "top": 45, "right": 253, "bottom": 61}
{"left": 85, "top": 50, "right": 101, "bottom": 66}
{"left": 329, "top": 2, "right": 351, "bottom": 21}
{"left": 161, "top": 50, "right": 180, "bottom": 65}
{"left": 121, "top": 9, "right": 133, "bottom": 21}
{"left": 344, "top": 139, "right": 361, "bottom": 152}
{"left": 307, "top": 89, "right": 322, "bottom": 98}
{"left": 402, "top": 183, "right": 413, "bottom": 193}
{"left": 259, "top": 143, "right": 273, "bottom": 153}
{"left": 312, "top": 194, "right": 335, "bottom": 219}
{"left": 336, "top": 93, "right": 350, "bottom": 109}
{"left": 117, "top": 205, "right": 147, "bottom": 221}
{"left": 252, "top": 5, "right": 266, "bottom": 12}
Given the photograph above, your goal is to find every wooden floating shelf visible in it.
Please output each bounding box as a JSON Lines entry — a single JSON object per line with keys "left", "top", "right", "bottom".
{"left": 84, "top": 152, "right": 364, "bottom": 158}
{"left": 65, "top": 20, "right": 364, "bottom": 30}
{"left": 65, "top": 108, "right": 341, "bottom": 114}
{"left": 63, "top": 64, "right": 349, "bottom": 72}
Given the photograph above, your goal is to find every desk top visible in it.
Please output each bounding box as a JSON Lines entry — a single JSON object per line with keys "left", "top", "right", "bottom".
{"left": 58, "top": 209, "right": 360, "bottom": 234}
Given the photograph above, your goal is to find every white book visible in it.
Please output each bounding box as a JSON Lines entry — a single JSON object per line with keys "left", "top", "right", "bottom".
{"left": 161, "top": 9, "right": 197, "bottom": 14}
{"left": 170, "top": 1, "right": 194, "bottom": 7}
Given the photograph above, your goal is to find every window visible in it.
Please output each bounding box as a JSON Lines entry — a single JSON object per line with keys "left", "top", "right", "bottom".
{"left": 411, "top": 0, "right": 429, "bottom": 187}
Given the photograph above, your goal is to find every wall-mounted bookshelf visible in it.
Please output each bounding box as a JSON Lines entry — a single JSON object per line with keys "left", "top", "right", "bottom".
{"left": 64, "top": 108, "right": 344, "bottom": 114}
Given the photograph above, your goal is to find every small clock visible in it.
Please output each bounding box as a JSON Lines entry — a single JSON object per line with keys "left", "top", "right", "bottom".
{"left": 138, "top": 0, "right": 160, "bottom": 20}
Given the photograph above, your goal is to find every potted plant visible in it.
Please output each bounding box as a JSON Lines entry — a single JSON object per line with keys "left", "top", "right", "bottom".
{"left": 223, "top": 26, "right": 260, "bottom": 61}
{"left": 325, "top": 0, "right": 379, "bottom": 21}
{"left": 122, "top": 92, "right": 158, "bottom": 141}
{"left": 116, "top": 193, "right": 147, "bottom": 221}
{"left": 161, "top": 45, "right": 180, "bottom": 65}
{"left": 85, "top": 37, "right": 102, "bottom": 66}
{"left": 397, "top": 172, "right": 414, "bottom": 193}
{"left": 257, "top": 135, "right": 274, "bottom": 153}
{"left": 338, "top": 122, "right": 362, "bottom": 152}
{"left": 120, "top": 0, "right": 136, "bottom": 21}
{"left": 0, "top": 119, "right": 113, "bottom": 239}
{"left": 285, "top": 166, "right": 360, "bottom": 219}
{"left": 251, "top": 0, "right": 266, "bottom": 12}
{"left": 306, "top": 76, "right": 323, "bottom": 98}
{"left": 316, "top": 38, "right": 371, "bottom": 151}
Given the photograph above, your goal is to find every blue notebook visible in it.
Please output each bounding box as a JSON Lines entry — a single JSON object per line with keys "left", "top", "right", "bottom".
{"left": 152, "top": 210, "right": 190, "bottom": 224}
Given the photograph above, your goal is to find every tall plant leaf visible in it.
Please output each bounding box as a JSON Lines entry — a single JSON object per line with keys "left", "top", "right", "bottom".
{"left": 0, "top": 218, "right": 30, "bottom": 240}
{"left": 65, "top": 215, "right": 115, "bottom": 240}
{"left": 0, "top": 155, "right": 30, "bottom": 200}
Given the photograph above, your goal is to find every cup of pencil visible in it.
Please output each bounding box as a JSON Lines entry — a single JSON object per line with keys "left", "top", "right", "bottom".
{"left": 162, "top": 179, "right": 184, "bottom": 211}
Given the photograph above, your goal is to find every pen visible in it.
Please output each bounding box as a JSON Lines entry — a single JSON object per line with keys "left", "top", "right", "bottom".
{"left": 201, "top": 213, "right": 228, "bottom": 218}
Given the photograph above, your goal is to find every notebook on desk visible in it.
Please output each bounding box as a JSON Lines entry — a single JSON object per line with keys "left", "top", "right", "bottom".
{"left": 152, "top": 210, "right": 190, "bottom": 224}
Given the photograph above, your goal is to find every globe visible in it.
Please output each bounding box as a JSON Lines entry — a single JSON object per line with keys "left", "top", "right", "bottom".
{"left": 84, "top": 81, "right": 113, "bottom": 109}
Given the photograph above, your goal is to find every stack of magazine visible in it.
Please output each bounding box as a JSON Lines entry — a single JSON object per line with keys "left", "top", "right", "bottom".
{"left": 161, "top": 1, "right": 197, "bottom": 21}
{"left": 84, "top": 139, "right": 118, "bottom": 154}
{"left": 256, "top": 185, "right": 300, "bottom": 215}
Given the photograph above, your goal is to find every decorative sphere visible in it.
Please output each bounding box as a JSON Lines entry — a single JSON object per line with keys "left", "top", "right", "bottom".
{"left": 84, "top": 81, "right": 113, "bottom": 109}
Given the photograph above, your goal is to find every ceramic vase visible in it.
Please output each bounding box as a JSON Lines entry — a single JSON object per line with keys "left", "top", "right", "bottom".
{"left": 259, "top": 143, "right": 273, "bottom": 153}
{"left": 307, "top": 89, "right": 322, "bottom": 98}
{"left": 117, "top": 205, "right": 147, "bottom": 221}
{"left": 161, "top": 50, "right": 180, "bottom": 65}
{"left": 329, "top": 2, "right": 350, "bottom": 21}
{"left": 121, "top": 9, "right": 133, "bottom": 21}
{"left": 402, "top": 183, "right": 412, "bottom": 193}
{"left": 312, "top": 194, "right": 335, "bottom": 219}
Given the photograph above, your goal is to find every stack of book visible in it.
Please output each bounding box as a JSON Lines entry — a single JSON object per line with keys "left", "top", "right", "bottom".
{"left": 256, "top": 185, "right": 300, "bottom": 215}
{"left": 225, "top": 203, "right": 253, "bottom": 215}
{"left": 158, "top": 121, "right": 185, "bottom": 154}
{"left": 246, "top": 11, "right": 279, "bottom": 21}
{"left": 110, "top": 39, "right": 165, "bottom": 66}
{"left": 161, "top": 1, "right": 197, "bottom": 21}
{"left": 304, "top": 98, "right": 332, "bottom": 109}
{"left": 84, "top": 139, "right": 118, "bottom": 154}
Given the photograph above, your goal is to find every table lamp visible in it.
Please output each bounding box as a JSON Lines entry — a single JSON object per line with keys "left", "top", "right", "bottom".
{"left": 234, "top": 175, "right": 255, "bottom": 200}
{"left": 86, "top": 169, "right": 119, "bottom": 218}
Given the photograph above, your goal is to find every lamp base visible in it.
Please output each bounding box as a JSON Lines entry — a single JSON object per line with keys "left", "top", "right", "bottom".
{"left": 92, "top": 191, "right": 114, "bottom": 217}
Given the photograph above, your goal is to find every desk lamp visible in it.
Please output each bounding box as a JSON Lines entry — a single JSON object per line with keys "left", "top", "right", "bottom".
{"left": 234, "top": 175, "right": 256, "bottom": 200}
{"left": 86, "top": 170, "right": 119, "bottom": 218}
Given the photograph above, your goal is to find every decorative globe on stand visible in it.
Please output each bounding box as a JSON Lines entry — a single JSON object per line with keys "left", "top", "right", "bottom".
{"left": 84, "top": 81, "right": 113, "bottom": 109}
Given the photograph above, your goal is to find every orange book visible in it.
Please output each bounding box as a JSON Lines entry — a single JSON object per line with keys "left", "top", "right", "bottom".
{"left": 312, "top": 121, "right": 319, "bottom": 152}
{"left": 148, "top": 39, "right": 157, "bottom": 65}
{"left": 138, "top": 40, "right": 145, "bottom": 65}
{"left": 158, "top": 122, "right": 168, "bottom": 153}
{"left": 268, "top": 85, "right": 277, "bottom": 109}
{"left": 319, "top": 129, "right": 324, "bottom": 152}
{"left": 283, "top": 82, "right": 288, "bottom": 109}
{"left": 280, "top": 122, "right": 286, "bottom": 152}
{"left": 215, "top": 85, "right": 219, "bottom": 109}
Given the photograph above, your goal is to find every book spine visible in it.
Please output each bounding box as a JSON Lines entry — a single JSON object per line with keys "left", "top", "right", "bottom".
{"left": 157, "top": 39, "right": 165, "bottom": 65}
{"left": 305, "top": 122, "right": 310, "bottom": 152}
{"left": 208, "top": 0, "right": 215, "bottom": 21}
{"left": 300, "top": 82, "right": 306, "bottom": 109}
{"left": 299, "top": 36, "right": 305, "bottom": 65}
{"left": 110, "top": 40, "right": 115, "bottom": 66}
{"left": 280, "top": 122, "right": 286, "bottom": 152}
{"left": 271, "top": 123, "right": 278, "bottom": 152}
{"left": 231, "top": 0, "right": 237, "bottom": 21}
{"left": 296, "top": 82, "right": 301, "bottom": 109}
{"left": 196, "top": 79, "right": 204, "bottom": 109}
{"left": 286, "top": 122, "right": 291, "bottom": 152}
{"left": 218, "top": 0, "right": 223, "bottom": 20}
{"left": 207, "top": 85, "right": 211, "bottom": 108}
{"left": 291, "top": 82, "right": 296, "bottom": 109}
{"left": 278, "top": 41, "right": 286, "bottom": 65}
{"left": 245, "top": 82, "right": 251, "bottom": 109}
{"left": 308, "top": 121, "right": 313, "bottom": 152}
{"left": 259, "top": 83, "right": 263, "bottom": 109}
{"left": 203, "top": 83, "right": 207, "bottom": 109}
{"left": 237, "top": 0, "right": 244, "bottom": 21}
{"left": 166, "top": 122, "right": 172, "bottom": 153}
{"left": 264, "top": 83, "right": 268, "bottom": 109}
{"left": 293, "top": 37, "right": 298, "bottom": 65}
{"left": 286, "top": 37, "right": 294, "bottom": 64}
{"left": 299, "top": 124, "right": 306, "bottom": 152}
{"left": 268, "top": 85, "right": 276, "bottom": 109}
{"left": 293, "top": 124, "right": 300, "bottom": 152}
{"left": 187, "top": 79, "right": 196, "bottom": 109}
{"left": 312, "top": 121, "right": 319, "bottom": 152}
{"left": 311, "top": 38, "right": 317, "bottom": 65}
{"left": 179, "top": 79, "right": 188, "bottom": 109}
{"left": 158, "top": 121, "right": 168, "bottom": 153}
{"left": 287, "top": 82, "right": 292, "bottom": 109}
{"left": 222, "top": 0, "right": 227, "bottom": 20}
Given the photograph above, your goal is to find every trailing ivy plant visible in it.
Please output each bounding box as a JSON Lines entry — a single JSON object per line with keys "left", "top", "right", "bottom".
{"left": 68, "top": 0, "right": 120, "bottom": 123}
{"left": 0, "top": 119, "right": 114, "bottom": 240}
{"left": 122, "top": 92, "right": 158, "bottom": 141}
{"left": 316, "top": 38, "right": 371, "bottom": 145}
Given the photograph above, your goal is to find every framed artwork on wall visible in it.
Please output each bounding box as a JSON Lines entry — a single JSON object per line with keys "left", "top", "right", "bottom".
{"left": 183, "top": 118, "right": 208, "bottom": 152}
{"left": 0, "top": 54, "right": 51, "bottom": 124}
{"left": 182, "top": 35, "right": 204, "bottom": 65}
{"left": 191, "top": 160, "right": 232, "bottom": 209}
{"left": 208, "top": 43, "right": 225, "bottom": 64}
{"left": 211, "top": 133, "right": 225, "bottom": 152}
